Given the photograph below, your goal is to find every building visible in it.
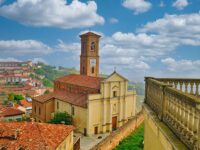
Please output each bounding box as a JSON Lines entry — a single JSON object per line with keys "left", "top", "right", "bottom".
{"left": 0, "top": 122, "right": 74, "bottom": 150}
{"left": 0, "top": 106, "right": 25, "bottom": 121}
{"left": 0, "top": 61, "right": 32, "bottom": 85}
{"left": 143, "top": 77, "right": 200, "bottom": 150}
{"left": 32, "top": 32, "right": 136, "bottom": 136}
{"left": 18, "top": 100, "right": 32, "bottom": 115}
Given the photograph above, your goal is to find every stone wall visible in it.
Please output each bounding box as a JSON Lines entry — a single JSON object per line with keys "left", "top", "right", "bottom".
{"left": 90, "top": 111, "right": 144, "bottom": 150}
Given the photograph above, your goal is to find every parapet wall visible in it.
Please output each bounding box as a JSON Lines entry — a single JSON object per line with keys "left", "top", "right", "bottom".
{"left": 90, "top": 111, "right": 144, "bottom": 150}
{"left": 143, "top": 104, "right": 188, "bottom": 150}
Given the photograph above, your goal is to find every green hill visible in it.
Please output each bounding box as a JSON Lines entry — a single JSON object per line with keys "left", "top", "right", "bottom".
{"left": 33, "top": 63, "right": 78, "bottom": 87}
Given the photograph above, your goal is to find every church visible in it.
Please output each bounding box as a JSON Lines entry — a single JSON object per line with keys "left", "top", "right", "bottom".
{"left": 32, "top": 32, "right": 136, "bottom": 136}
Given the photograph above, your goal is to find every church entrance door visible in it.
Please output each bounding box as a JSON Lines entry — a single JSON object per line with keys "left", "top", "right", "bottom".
{"left": 112, "top": 116, "right": 117, "bottom": 131}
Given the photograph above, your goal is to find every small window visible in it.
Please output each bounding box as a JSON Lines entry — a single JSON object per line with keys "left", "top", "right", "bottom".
{"left": 82, "top": 42, "right": 86, "bottom": 53}
{"left": 91, "top": 67, "right": 95, "bottom": 74}
{"left": 72, "top": 107, "right": 75, "bottom": 115}
{"left": 69, "top": 86, "right": 72, "bottom": 92}
{"left": 57, "top": 101, "right": 59, "bottom": 110}
{"left": 91, "top": 42, "right": 95, "bottom": 51}
{"left": 113, "top": 91, "right": 117, "bottom": 97}
{"left": 39, "top": 107, "right": 41, "bottom": 115}
{"left": 83, "top": 66, "right": 85, "bottom": 74}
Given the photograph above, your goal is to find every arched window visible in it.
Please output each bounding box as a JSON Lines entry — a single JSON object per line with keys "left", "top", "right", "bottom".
{"left": 91, "top": 42, "right": 95, "bottom": 51}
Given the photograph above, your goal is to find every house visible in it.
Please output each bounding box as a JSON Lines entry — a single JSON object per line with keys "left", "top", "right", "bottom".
{"left": 0, "top": 106, "right": 25, "bottom": 121}
{"left": 0, "top": 122, "right": 75, "bottom": 150}
{"left": 19, "top": 100, "right": 32, "bottom": 115}
{"left": 32, "top": 32, "right": 137, "bottom": 136}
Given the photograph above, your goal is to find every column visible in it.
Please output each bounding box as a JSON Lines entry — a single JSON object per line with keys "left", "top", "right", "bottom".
{"left": 109, "top": 82, "right": 112, "bottom": 132}
{"left": 196, "top": 82, "right": 199, "bottom": 96}
{"left": 102, "top": 100, "right": 107, "bottom": 133}
{"left": 109, "top": 100, "right": 112, "bottom": 132}
{"left": 118, "top": 81, "right": 123, "bottom": 127}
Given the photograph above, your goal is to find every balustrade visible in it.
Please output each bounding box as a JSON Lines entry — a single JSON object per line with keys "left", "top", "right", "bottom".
{"left": 145, "top": 77, "right": 200, "bottom": 150}
{"left": 156, "top": 78, "right": 200, "bottom": 96}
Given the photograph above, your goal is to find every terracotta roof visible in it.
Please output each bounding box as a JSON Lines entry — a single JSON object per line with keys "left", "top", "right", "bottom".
{"left": 55, "top": 74, "right": 103, "bottom": 90}
{"left": 0, "top": 122, "right": 74, "bottom": 150}
{"left": 34, "top": 91, "right": 87, "bottom": 108}
{"left": 0, "top": 107, "right": 25, "bottom": 117}
{"left": 80, "top": 31, "right": 101, "bottom": 37}
{"left": 19, "top": 100, "right": 32, "bottom": 108}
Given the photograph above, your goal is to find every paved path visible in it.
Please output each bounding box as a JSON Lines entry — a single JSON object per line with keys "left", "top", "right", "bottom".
{"left": 74, "top": 132, "right": 110, "bottom": 150}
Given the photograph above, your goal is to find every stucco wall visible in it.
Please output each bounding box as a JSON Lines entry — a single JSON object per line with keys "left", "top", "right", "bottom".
{"left": 143, "top": 104, "right": 188, "bottom": 150}
{"left": 32, "top": 99, "right": 54, "bottom": 122}
{"left": 4, "top": 115, "right": 23, "bottom": 121}
{"left": 55, "top": 99, "right": 87, "bottom": 133}
{"left": 91, "top": 111, "right": 144, "bottom": 150}
{"left": 56, "top": 131, "right": 73, "bottom": 150}
{"left": 87, "top": 72, "right": 136, "bottom": 135}
{"left": 87, "top": 73, "right": 137, "bottom": 136}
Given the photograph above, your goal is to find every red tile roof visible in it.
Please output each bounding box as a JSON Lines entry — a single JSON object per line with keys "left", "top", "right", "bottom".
{"left": 34, "top": 91, "right": 87, "bottom": 108}
{"left": 0, "top": 122, "right": 74, "bottom": 150}
{"left": 0, "top": 107, "right": 25, "bottom": 117}
{"left": 19, "top": 100, "right": 32, "bottom": 108}
{"left": 55, "top": 74, "right": 103, "bottom": 90}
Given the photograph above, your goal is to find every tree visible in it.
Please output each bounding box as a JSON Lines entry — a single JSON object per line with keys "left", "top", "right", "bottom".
{"left": 3, "top": 100, "right": 9, "bottom": 105}
{"left": 44, "top": 90, "right": 50, "bottom": 94}
{"left": 42, "top": 78, "right": 53, "bottom": 87}
{"left": 49, "top": 112, "right": 72, "bottom": 125}
{"left": 8, "top": 93, "right": 15, "bottom": 101}
{"left": 8, "top": 93, "right": 24, "bottom": 103}
{"left": 14, "top": 94, "right": 24, "bottom": 102}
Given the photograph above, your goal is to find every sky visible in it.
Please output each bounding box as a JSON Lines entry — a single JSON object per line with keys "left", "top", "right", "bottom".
{"left": 0, "top": 0, "right": 200, "bottom": 82}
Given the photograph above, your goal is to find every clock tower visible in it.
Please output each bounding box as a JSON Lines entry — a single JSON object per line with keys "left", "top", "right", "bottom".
{"left": 80, "top": 32, "right": 101, "bottom": 77}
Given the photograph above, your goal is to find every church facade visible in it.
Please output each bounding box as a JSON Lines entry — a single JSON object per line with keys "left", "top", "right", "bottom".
{"left": 32, "top": 32, "right": 136, "bottom": 136}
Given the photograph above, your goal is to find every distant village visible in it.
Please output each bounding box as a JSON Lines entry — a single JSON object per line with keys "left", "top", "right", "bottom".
{"left": 0, "top": 60, "right": 48, "bottom": 121}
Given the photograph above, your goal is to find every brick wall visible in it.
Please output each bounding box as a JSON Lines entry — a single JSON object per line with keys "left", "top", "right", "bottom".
{"left": 91, "top": 110, "right": 144, "bottom": 150}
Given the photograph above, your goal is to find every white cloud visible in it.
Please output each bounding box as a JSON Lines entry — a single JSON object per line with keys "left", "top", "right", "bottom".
{"left": 162, "top": 57, "right": 200, "bottom": 72}
{"left": 56, "top": 40, "right": 80, "bottom": 53}
{"left": 138, "top": 13, "right": 200, "bottom": 46}
{"left": 0, "top": 40, "right": 52, "bottom": 56}
{"left": 32, "top": 58, "right": 48, "bottom": 64}
{"left": 0, "top": 0, "right": 104, "bottom": 29}
{"left": 159, "top": 1, "right": 165, "bottom": 7}
{"left": 0, "top": 57, "right": 21, "bottom": 62}
{"left": 173, "top": 0, "right": 189, "bottom": 10}
{"left": 0, "top": 0, "right": 4, "bottom": 5}
{"left": 109, "top": 18, "right": 119, "bottom": 24}
{"left": 122, "top": 0, "right": 152, "bottom": 15}
{"left": 62, "top": 11, "right": 200, "bottom": 75}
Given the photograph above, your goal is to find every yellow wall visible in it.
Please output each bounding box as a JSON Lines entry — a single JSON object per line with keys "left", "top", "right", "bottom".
{"left": 87, "top": 72, "right": 136, "bottom": 135}
{"left": 55, "top": 99, "right": 87, "bottom": 133}
{"left": 32, "top": 99, "right": 54, "bottom": 122}
{"left": 56, "top": 131, "right": 73, "bottom": 150}
{"left": 143, "top": 105, "right": 188, "bottom": 150}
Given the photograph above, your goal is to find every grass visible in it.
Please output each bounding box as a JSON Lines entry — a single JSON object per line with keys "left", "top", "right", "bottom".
{"left": 114, "top": 123, "right": 144, "bottom": 150}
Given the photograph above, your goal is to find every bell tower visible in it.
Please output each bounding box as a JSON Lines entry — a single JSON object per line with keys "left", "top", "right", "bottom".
{"left": 80, "top": 32, "right": 101, "bottom": 77}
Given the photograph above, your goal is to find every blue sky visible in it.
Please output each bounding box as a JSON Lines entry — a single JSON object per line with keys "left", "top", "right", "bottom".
{"left": 0, "top": 0, "right": 200, "bottom": 81}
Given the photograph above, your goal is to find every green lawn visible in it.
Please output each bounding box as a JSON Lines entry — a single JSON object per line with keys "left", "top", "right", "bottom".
{"left": 114, "top": 124, "right": 144, "bottom": 150}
